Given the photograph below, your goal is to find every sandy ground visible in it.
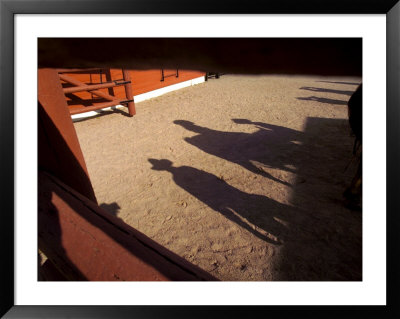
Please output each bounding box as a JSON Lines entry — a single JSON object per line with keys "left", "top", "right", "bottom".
{"left": 74, "top": 75, "right": 362, "bottom": 281}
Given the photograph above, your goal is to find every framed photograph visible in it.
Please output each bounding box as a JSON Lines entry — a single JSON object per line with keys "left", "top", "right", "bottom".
{"left": 1, "top": 0, "right": 399, "bottom": 318}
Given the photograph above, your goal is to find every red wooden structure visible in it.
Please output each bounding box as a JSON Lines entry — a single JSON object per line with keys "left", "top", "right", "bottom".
{"left": 58, "top": 68, "right": 205, "bottom": 117}
{"left": 38, "top": 68, "right": 217, "bottom": 281}
{"left": 58, "top": 68, "right": 136, "bottom": 116}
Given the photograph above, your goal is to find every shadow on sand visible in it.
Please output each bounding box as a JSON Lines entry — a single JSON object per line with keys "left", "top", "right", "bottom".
{"left": 299, "top": 86, "right": 355, "bottom": 96}
{"left": 167, "top": 114, "right": 361, "bottom": 280}
{"left": 173, "top": 119, "right": 304, "bottom": 187}
{"left": 99, "top": 202, "right": 121, "bottom": 217}
{"left": 316, "top": 80, "right": 361, "bottom": 86}
{"left": 297, "top": 96, "right": 348, "bottom": 105}
{"left": 149, "top": 158, "right": 297, "bottom": 245}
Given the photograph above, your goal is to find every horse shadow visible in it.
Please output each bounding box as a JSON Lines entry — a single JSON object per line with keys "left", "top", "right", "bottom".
{"left": 173, "top": 119, "right": 304, "bottom": 187}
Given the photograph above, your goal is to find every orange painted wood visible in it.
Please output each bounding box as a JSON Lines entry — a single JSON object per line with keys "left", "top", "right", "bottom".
{"left": 59, "top": 73, "right": 119, "bottom": 101}
{"left": 111, "top": 69, "right": 205, "bottom": 96}
{"left": 61, "top": 69, "right": 205, "bottom": 112}
{"left": 122, "top": 69, "right": 136, "bottom": 116}
{"left": 57, "top": 68, "right": 106, "bottom": 73}
{"left": 38, "top": 171, "right": 218, "bottom": 281}
{"left": 61, "top": 71, "right": 109, "bottom": 101}
{"left": 63, "top": 81, "right": 120, "bottom": 94}
{"left": 38, "top": 68, "right": 97, "bottom": 203}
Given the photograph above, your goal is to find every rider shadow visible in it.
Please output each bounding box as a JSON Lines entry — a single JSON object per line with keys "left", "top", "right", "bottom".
{"left": 299, "top": 86, "right": 355, "bottom": 96}
{"left": 316, "top": 80, "right": 361, "bottom": 86}
{"left": 148, "top": 158, "right": 299, "bottom": 245}
{"left": 173, "top": 119, "right": 304, "bottom": 187}
{"left": 296, "top": 96, "right": 348, "bottom": 105}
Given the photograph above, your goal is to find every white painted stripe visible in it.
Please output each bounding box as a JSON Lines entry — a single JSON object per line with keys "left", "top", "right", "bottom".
{"left": 71, "top": 76, "right": 205, "bottom": 121}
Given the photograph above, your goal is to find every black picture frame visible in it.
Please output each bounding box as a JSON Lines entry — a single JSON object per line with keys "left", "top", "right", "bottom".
{"left": 1, "top": 0, "right": 399, "bottom": 318}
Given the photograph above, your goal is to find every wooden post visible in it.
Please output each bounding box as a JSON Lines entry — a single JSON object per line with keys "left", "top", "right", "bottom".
{"left": 38, "top": 68, "right": 97, "bottom": 203}
{"left": 122, "top": 69, "right": 136, "bottom": 116}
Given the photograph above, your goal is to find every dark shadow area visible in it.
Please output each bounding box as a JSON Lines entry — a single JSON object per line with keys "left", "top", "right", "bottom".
{"left": 99, "top": 202, "right": 121, "bottom": 217}
{"left": 299, "top": 86, "right": 355, "bottom": 96}
{"left": 297, "top": 96, "right": 348, "bottom": 105}
{"left": 38, "top": 101, "right": 93, "bottom": 280}
{"left": 38, "top": 173, "right": 88, "bottom": 281}
{"left": 173, "top": 119, "right": 304, "bottom": 187}
{"left": 38, "top": 254, "right": 69, "bottom": 281}
{"left": 317, "top": 80, "right": 361, "bottom": 85}
{"left": 278, "top": 117, "right": 362, "bottom": 281}
{"left": 65, "top": 94, "right": 109, "bottom": 107}
{"left": 343, "top": 84, "right": 362, "bottom": 211}
{"left": 205, "top": 72, "right": 226, "bottom": 80}
{"left": 38, "top": 102, "right": 97, "bottom": 203}
{"left": 149, "top": 159, "right": 296, "bottom": 245}
{"left": 171, "top": 114, "right": 361, "bottom": 280}
{"left": 39, "top": 38, "right": 362, "bottom": 77}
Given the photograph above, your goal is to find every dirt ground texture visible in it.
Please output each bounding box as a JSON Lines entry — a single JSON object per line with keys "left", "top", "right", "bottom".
{"left": 74, "top": 75, "right": 362, "bottom": 281}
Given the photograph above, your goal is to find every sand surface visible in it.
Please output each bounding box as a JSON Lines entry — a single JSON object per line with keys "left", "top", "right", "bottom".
{"left": 74, "top": 75, "right": 362, "bottom": 281}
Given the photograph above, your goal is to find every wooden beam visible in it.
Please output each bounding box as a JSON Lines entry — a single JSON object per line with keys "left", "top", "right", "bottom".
{"left": 63, "top": 81, "right": 121, "bottom": 94}
{"left": 38, "top": 171, "right": 218, "bottom": 281}
{"left": 59, "top": 73, "right": 119, "bottom": 101}
{"left": 38, "top": 68, "right": 97, "bottom": 203}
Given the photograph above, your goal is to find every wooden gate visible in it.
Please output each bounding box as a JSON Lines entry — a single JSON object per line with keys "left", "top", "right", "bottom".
{"left": 57, "top": 68, "right": 136, "bottom": 116}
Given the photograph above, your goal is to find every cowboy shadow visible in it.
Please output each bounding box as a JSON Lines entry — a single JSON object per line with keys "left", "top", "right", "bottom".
{"left": 148, "top": 159, "right": 297, "bottom": 245}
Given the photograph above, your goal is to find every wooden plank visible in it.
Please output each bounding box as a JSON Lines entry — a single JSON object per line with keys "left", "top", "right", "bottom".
{"left": 57, "top": 68, "right": 106, "bottom": 73}
{"left": 38, "top": 171, "right": 218, "bottom": 281}
{"left": 63, "top": 81, "right": 120, "bottom": 94}
{"left": 59, "top": 73, "right": 119, "bottom": 101}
